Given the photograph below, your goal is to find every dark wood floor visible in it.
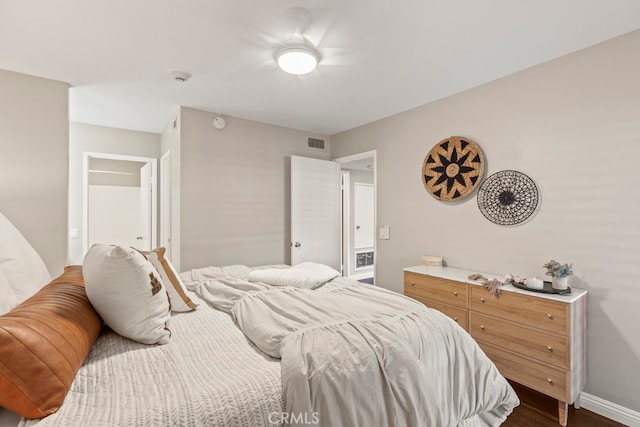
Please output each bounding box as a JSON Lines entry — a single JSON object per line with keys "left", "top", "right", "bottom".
{"left": 503, "top": 382, "right": 625, "bottom": 427}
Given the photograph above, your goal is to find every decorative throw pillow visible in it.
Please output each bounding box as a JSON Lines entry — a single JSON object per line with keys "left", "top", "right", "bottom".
{"left": 0, "top": 266, "right": 102, "bottom": 419}
{"left": 0, "top": 269, "right": 18, "bottom": 315}
{"left": 143, "top": 247, "right": 197, "bottom": 312}
{"left": 83, "top": 244, "right": 171, "bottom": 345}
{"left": 0, "top": 212, "right": 51, "bottom": 304}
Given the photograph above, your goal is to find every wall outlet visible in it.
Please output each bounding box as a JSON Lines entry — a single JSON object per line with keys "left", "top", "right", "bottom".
{"left": 70, "top": 227, "right": 79, "bottom": 239}
{"left": 378, "top": 225, "right": 390, "bottom": 240}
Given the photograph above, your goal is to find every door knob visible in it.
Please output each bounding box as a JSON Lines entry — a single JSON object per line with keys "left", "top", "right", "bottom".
{"left": 356, "top": 225, "right": 361, "bottom": 230}
{"left": 292, "top": 242, "right": 301, "bottom": 247}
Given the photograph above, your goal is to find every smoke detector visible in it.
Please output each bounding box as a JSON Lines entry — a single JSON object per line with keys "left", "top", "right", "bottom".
{"left": 171, "top": 70, "right": 192, "bottom": 82}
{"left": 213, "top": 116, "right": 226, "bottom": 130}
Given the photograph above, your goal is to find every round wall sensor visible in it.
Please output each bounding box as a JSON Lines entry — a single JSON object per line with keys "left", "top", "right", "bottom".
{"left": 213, "top": 116, "right": 226, "bottom": 130}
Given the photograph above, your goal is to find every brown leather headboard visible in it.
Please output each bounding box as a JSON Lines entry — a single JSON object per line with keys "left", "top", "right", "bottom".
{"left": 0, "top": 265, "right": 102, "bottom": 419}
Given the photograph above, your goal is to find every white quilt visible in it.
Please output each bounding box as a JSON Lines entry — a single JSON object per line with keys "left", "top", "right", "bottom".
{"left": 188, "top": 267, "right": 519, "bottom": 427}
{"left": 18, "top": 292, "right": 284, "bottom": 427}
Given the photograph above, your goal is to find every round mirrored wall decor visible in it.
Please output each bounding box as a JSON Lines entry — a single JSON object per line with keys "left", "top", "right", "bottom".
{"left": 422, "top": 136, "right": 485, "bottom": 202}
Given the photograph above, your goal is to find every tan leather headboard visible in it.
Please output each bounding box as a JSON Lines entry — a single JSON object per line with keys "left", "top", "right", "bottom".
{"left": 0, "top": 265, "right": 102, "bottom": 419}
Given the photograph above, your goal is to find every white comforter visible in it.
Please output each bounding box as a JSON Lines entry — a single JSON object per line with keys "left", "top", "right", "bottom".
{"left": 186, "top": 268, "right": 519, "bottom": 427}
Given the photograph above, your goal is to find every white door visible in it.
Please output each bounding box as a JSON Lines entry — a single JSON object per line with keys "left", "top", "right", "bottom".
{"left": 291, "top": 156, "right": 341, "bottom": 270}
{"left": 138, "top": 163, "right": 152, "bottom": 251}
{"left": 160, "top": 152, "right": 171, "bottom": 258}
{"left": 88, "top": 186, "right": 142, "bottom": 249}
{"left": 82, "top": 153, "right": 158, "bottom": 258}
{"left": 354, "top": 183, "right": 374, "bottom": 249}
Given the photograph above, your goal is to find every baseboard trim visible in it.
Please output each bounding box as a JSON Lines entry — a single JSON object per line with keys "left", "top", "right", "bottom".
{"left": 578, "top": 393, "right": 640, "bottom": 426}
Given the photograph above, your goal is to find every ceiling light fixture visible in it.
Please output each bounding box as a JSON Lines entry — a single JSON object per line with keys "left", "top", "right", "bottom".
{"left": 276, "top": 44, "right": 320, "bottom": 75}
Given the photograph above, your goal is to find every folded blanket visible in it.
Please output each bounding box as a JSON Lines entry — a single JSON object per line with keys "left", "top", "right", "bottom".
{"left": 247, "top": 262, "right": 340, "bottom": 289}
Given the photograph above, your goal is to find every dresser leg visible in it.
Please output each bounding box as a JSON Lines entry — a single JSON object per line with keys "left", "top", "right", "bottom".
{"left": 558, "top": 400, "right": 568, "bottom": 426}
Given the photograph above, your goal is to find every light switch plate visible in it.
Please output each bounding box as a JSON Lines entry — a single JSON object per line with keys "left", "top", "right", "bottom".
{"left": 378, "top": 225, "right": 390, "bottom": 240}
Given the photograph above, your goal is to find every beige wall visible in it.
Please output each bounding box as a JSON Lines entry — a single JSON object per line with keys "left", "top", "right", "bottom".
{"left": 0, "top": 69, "right": 68, "bottom": 277}
{"left": 68, "top": 123, "right": 160, "bottom": 264}
{"left": 332, "top": 29, "right": 640, "bottom": 411}
{"left": 179, "top": 107, "right": 330, "bottom": 271}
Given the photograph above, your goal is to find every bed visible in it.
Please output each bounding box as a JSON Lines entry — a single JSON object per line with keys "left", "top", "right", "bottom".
{"left": 15, "top": 282, "right": 284, "bottom": 426}
{"left": 0, "top": 229, "right": 518, "bottom": 426}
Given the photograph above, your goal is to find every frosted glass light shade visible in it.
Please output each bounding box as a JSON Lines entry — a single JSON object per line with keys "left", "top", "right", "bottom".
{"left": 276, "top": 47, "right": 319, "bottom": 75}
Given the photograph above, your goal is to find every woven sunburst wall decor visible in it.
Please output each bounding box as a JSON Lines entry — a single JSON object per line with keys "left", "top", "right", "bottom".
{"left": 422, "top": 136, "right": 485, "bottom": 201}
{"left": 476, "top": 170, "right": 539, "bottom": 226}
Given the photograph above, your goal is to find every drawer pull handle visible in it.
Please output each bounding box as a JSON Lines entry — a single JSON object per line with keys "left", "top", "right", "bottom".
{"left": 453, "top": 317, "right": 458, "bottom": 322}
{"left": 410, "top": 282, "right": 415, "bottom": 286}
{"left": 453, "top": 292, "right": 458, "bottom": 296}
{"left": 480, "top": 298, "right": 485, "bottom": 303}
{"left": 546, "top": 378, "right": 553, "bottom": 385}
{"left": 547, "top": 345, "right": 553, "bottom": 352}
{"left": 547, "top": 313, "right": 553, "bottom": 319}
{"left": 480, "top": 325, "right": 485, "bottom": 330}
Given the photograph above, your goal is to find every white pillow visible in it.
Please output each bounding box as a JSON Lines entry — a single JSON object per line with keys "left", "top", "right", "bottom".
{"left": 0, "top": 270, "right": 19, "bottom": 316}
{"left": 143, "top": 248, "right": 197, "bottom": 312}
{"left": 83, "top": 244, "right": 171, "bottom": 345}
{"left": 248, "top": 262, "right": 340, "bottom": 289}
{"left": 0, "top": 212, "right": 51, "bottom": 304}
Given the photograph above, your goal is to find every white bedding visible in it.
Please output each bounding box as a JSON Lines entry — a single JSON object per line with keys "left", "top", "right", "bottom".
{"left": 187, "top": 266, "right": 519, "bottom": 427}
{"left": 247, "top": 262, "right": 340, "bottom": 289}
{"left": 7, "top": 265, "right": 515, "bottom": 427}
{"left": 18, "top": 292, "right": 284, "bottom": 427}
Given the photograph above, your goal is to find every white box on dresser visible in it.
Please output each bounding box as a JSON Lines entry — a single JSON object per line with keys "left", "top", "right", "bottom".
{"left": 404, "top": 265, "right": 588, "bottom": 427}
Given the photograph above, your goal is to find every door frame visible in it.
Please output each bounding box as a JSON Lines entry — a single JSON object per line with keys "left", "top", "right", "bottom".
{"left": 333, "top": 150, "right": 377, "bottom": 280}
{"left": 82, "top": 152, "right": 158, "bottom": 257}
{"left": 160, "top": 150, "right": 171, "bottom": 259}
{"left": 340, "top": 170, "right": 351, "bottom": 276}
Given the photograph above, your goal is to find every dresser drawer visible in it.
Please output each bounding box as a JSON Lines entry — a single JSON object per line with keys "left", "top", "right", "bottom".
{"left": 469, "top": 286, "right": 568, "bottom": 334}
{"left": 470, "top": 312, "right": 569, "bottom": 369}
{"left": 479, "top": 342, "right": 569, "bottom": 402}
{"left": 412, "top": 296, "right": 469, "bottom": 331}
{"left": 404, "top": 272, "right": 468, "bottom": 308}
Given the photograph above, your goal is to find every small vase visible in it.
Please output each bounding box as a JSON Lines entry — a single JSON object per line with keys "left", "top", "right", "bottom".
{"left": 552, "top": 276, "right": 568, "bottom": 291}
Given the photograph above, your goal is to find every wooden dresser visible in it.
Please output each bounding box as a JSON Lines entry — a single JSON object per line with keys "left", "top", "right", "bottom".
{"left": 404, "top": 266, "right": 587, "bottom": 426}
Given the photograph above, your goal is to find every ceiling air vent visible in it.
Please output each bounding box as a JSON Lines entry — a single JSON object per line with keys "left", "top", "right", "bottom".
{"left": 308, "top": 137, "right": 326, "bottom": 150}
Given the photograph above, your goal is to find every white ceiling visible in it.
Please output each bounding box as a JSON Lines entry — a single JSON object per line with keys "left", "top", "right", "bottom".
{"left": 2, "top": 1, "right": 640, "bottom": 135}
